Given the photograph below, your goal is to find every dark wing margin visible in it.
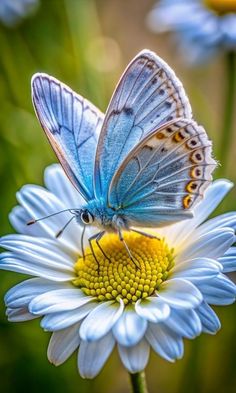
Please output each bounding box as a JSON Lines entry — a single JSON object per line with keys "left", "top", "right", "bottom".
{"left": 32, "top": 73, "right": 104, "bottom": 201}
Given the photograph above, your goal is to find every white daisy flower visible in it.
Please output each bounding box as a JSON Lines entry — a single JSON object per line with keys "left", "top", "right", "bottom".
{"left": 0, "top": 163, "right": 236, "bottom": 378}
{"left": 0, "top": 0, "right": 39, "bottom": 27}
{"left": 147, "top": 0, "right": 236, "bottom": 64}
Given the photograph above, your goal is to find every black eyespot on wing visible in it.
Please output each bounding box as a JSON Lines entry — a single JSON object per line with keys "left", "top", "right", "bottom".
{"left": 161, "top": 147, "right": 168, "bottom": 153}
{"left": 111, "top": 109, "right": 121, "bottom": 116}
{"left": 123, "top": 107, "right": 134, "bottom": 116}
{"left": 165, "top": 101, "right": 172, "bottom": 109}
{"left": 147, "top": 62, "right": 155, "bottom": 70}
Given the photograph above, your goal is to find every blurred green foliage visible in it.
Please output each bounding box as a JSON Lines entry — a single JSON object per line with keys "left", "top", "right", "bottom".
{"left": 0, "top": 1, "right": 235, "bottom": 392}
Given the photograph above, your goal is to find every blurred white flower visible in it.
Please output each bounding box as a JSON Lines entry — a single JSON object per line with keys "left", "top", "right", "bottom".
{"left": 147, "top": 0, "right": 236, "bottom": 65}
{"left": 0, "top": 0, "right": 39, "bottom": 27}
{"left": 0, "top": 164, "right": 236, "bottom": 378}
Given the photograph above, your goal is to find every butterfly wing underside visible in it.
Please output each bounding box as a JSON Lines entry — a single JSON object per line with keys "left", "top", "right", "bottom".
{"left": 32, "top": 73, "right": 104, "bottom": 201}
{"left": 108, "top": 119, "right": 217, "bottom": 227}
{"left": 94, "top": 49, "right": 192, "bottom": 200}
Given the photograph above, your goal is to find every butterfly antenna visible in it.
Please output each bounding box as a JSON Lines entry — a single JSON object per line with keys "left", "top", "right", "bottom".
{"left": 55, "top": 216, "right": 75, "bottom": 238}
{"left": 27, "top": 209, "right": 75, "bottom": 226}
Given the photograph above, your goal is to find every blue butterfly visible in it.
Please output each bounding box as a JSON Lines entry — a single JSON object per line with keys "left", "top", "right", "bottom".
{"left": 31, "top": 49, "right": 216, "bottom": 261}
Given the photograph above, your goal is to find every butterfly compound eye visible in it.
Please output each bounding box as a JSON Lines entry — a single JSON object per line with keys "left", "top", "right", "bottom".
{"left": 80, "top": 210, "right": 94, "bottom": 225}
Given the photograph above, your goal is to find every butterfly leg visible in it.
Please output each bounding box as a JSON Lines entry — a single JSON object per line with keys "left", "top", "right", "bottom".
{"left": 81, "top": 226, "right": 86, "bottom": 260}
{"left": 88, "top": 231, "right": 110, "bottom": 267}
{"left": 88, "top": 233, "right": 100, "bottom": 267}
{"left": 131, "top": 228, "right": 160, "bottom": 240}
{"left": 80, "top": 225, "right": 95, "bottom": 261}
{"left": 95, "top": 231, "right": 111, "bottom": 261}
{"left": 118, "top": 229, "right": 140, "bottom": 269}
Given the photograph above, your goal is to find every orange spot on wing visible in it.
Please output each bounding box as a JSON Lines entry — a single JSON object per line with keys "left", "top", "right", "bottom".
{"left": 186, "top": 181, "right": 198, "bottom": 193}
{"left": 190, "top": 167, "right": 203, "bottom": 179}
{"left": 183, "top": 194, "right": 193, "bottom": 209}
{"left": 173, "top": 131, "right": 185, "bottom": 143}
{"left": 156, "top": 132, "right": 165, "bottom": 139}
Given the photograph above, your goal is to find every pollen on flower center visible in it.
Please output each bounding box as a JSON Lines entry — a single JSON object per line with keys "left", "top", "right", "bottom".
{"left": 204, "top": 0, "right": 236, "bottom": 14}
{"left": 73, "top": 233, "right": 174, "bottom": 305}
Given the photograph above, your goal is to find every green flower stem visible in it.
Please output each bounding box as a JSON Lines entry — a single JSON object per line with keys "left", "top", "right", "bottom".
{"left": 218, "top": 51, "right": 236, "bottom": 170}
{"left": 129, "top": 371, "right": 149, "bottom": 393}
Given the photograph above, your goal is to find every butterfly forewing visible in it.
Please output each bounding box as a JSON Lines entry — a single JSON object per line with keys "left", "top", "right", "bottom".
{"left": 94, "top": 49, "right": 192, "bottom": 200}
{"left": 108, "top": 118, "right": 217, "bottom": 227}
{"left": 32, "top": 73, "right": 104, "bottom": 201}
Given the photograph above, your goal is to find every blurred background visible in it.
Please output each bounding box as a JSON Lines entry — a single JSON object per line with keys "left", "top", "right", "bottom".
{"left": 0, "top": 0, "right": 235, "bottom": 392}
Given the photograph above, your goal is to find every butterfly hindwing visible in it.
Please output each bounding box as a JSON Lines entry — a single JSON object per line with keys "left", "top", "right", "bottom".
{"left": 108, "top": 118, "right": 217, "bottom": 227}
{"left": 94, "top": 49, "right": 192, "bottom": 200}
{"left": 32, "top": 73, "right": 104, "bottom": 201}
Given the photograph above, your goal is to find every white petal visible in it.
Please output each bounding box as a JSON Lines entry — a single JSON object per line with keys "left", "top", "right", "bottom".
{"left": 9, "top": 206, "right": 46, "bottom": 237}
{"left": 1, "top": 235, "right": 74, "bottom": 266}
{"left": 0, "top": 235, "right": 75, "bottom": 283}
{"left": 146, "top": 323, "right": 184, "bottom": 362}
{"left": 221, "top": 14, "right": 236, "bottom": 44}
{"left": 5, "top": 277, "right": 72, "bottom": 308}
{"left": 147, "top": 2, "right": 203, "bottom": 33}
{"left": 0, "top": 252, "right": 75, "bottom": 282}
{"left": 165, "top": 180, "right": 233, "bottom": 247}
{"left": 135, "top": 297, "right": 170, "bottom": 323}
{"left": 158, "top": 279, "right": 202, "bottom": 309}
{"left": 112, "top": 305, "right": 147, "bottom": 347}
{"left": 44, "top": 164, "right": 85, "bottom": 209}
{"left": 172, "top": 258, "right": 222, "bottom": 283}
{"left": 41, "top": 302, "right": 97, "bottom": 331}
{"left": 118, "top": 339, "right": 150, "bottom": 373}
{"left": 198, "top": 274, "right": 236, "bottom": 305}
{"left": 164, "top": 308, "right": 202, "bottom": 339}
{"left": 193, "top": 212, "right": 236, "bottom": 238}
{"left": 79, "top": 300, "right": 124, "bottom": 341}
{"left": 6, "top": 307, "right": 38, "bottom": 322}
{"left": 29, "top": 289, "right": 94, "bottom": 314}
{"left": 0, "top": 0, "right": 39, "bottom": 26}
{"left": 16, "top": 184, "right": 82, "bottom": 255}
{"left": 44, "top": 165, "right": 97, "bottom": 243}
{"left": 78, "top": 332, "right": 115, "bottom": 379}
{"left": 186, "top": 179, "right": 233, "bottom": 230}
{"left": 219, "top": 247, "right": 236, "bottom": 273}
{"left": 176, "top": 228, "right": 235, "bottom": 262}
{"left": 196, "top": 301, "right": 221, "bottom": 334}
{"left": 47, "top": 323, "right": 80, "bottom": 366}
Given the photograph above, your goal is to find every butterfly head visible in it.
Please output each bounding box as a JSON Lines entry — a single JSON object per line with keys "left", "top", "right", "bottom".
{"left": 70, "top": 208, "right": 95, "bottom": 227}
{"left": 74, "top": 199, "right": 125, "bottom": 232}
{"left": 79, "top": 209, "right": 95, "bottom": 225}
{"left": 73, "top": 201, "right": 110, "bottom": 229}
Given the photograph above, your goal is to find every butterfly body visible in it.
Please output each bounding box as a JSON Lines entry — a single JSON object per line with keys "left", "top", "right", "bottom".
{"left": 75, "top": 199, "right": 129, "bottom": 232}
{"left": 31, "top": 49, "right": 217, "bottom": 255}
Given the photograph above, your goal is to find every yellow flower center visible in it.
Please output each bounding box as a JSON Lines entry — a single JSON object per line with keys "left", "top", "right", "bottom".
{"left": 73, "top": 233, "right": 174, "bottom": 305}
{"left": 204, "top": 0, "right": 236, "bottom": 14}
